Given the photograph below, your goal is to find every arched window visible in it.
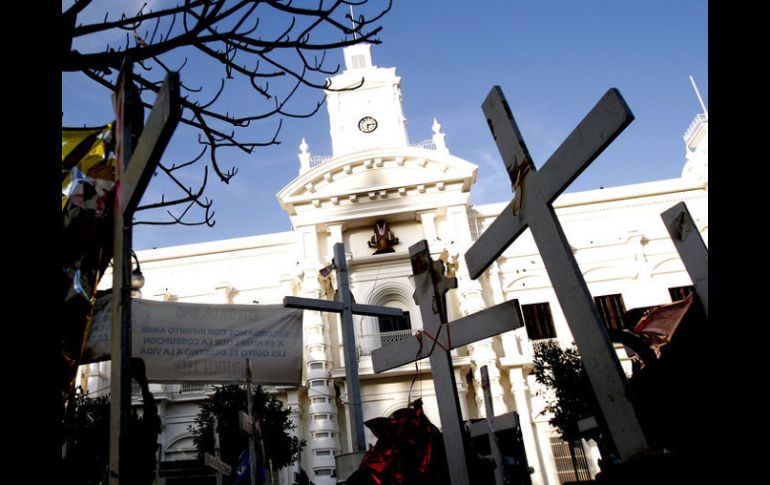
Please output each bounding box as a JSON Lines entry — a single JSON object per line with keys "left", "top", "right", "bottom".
{"left": 378, "top": 310, "right": 411, "bottom": 333}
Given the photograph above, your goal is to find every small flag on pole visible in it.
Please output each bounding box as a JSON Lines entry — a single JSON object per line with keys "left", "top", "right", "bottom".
{"left": 319, "top": 262, "right": 335, "bottom": 278}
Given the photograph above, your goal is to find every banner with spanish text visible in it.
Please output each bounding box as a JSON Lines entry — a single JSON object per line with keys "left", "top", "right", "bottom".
{"left": 84, "top": 298, "right": 303, "bottom": 386}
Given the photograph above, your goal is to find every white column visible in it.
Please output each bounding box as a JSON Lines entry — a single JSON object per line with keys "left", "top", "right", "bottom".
{"left": 417, "top": 211, "right": 439, "bottom": 243}
{"left": 624, "top": 231, "right": 670, "bottom": 309}
{"left": 447, "top": 205, "right": 507, "bottom": 416}
{"left": 286, "top": 389, "right": 303, "bottom": 482}
{"left": 326, "top": 223, "right": 344, "bottom": 259}
{"left": 534, "top": 420, "right": 561, "bottom": 485}
{"left": 85, "top": 361, "right": 110, "bottom": 397}
{"left": 297, "top": 225, "right": 340, "bottom": 485}
{"left": 454, "top": 368, "right": 470, "bottom": 420}
{"left": 510, "top": 368, "right": 547, "bottom": 485}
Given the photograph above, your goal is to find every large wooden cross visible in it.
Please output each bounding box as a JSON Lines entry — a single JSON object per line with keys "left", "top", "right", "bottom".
{"left": 205, "top": 417, "right": 232, "bottom": 485}
{"left": 283, "top": 242, "right": 405, "bottom": 453}
{"left": 109, "top": 59, "right": 181, "bottom": 484}
{"left": 371, "top": 240, "right": 524, "bottom": 485}
{"left": 661, "top": 202, "right": 708, "bottom": 317}
{"left": 464, "top": 86, "right": 648, "bottom": 461}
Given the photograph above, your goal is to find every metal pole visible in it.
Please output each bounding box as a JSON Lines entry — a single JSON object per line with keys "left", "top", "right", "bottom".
{"left": 689, "top": 75, "right": 708, "bottom": 118}
{"left": 246, "top": 359, "right": 257, "bottom": 485}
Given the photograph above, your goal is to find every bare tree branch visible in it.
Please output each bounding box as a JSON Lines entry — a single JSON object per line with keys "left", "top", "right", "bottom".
{"left": 63, "top": 0, "right": 392, "bottom": 227}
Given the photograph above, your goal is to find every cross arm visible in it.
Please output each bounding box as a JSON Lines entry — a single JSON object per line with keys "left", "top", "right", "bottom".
{"left": 121, "top": 72, "right": 181, "bottom": 215}
{"left": 536, "top": 88, "right": 634, "bottom": 201}
{"left": 661, "top": 202, "right": 708, "bottom": 317}
{"left": 371, "top": 299, "right": 523, "bottom": 373}
{"left": 284, "top": 296, "right": 404, "bottom": 319}
{"left": 467, "top": 412, "right": 520, "bottom": 439}
{"left": 350, "top": 303, "right": 404, "bottom": 318}
{"left": 283, "top": 296, "right": 344, "bottom": 313}
{"left": 465, "top": 87, "right": 634, "bottom": 279}
{"left": 482, "top": 86, "right": 534, "bottom": 189}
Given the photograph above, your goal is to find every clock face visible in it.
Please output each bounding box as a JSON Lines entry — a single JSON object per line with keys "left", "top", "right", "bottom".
{"left": 358, "top": 116, "right": 378, "bottom": 133}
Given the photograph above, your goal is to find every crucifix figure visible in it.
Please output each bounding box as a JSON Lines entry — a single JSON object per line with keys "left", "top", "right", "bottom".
{"left": 464, "top": 86, "right": 648, "bottom": 462}
{"left": 284, "top": 242, "right": 405, "bottom": 454}
{"left": 371, "top": 240, "right": 525, "bottom": 485}
{"left": 661, "top": 202, "right": 708, "bottom": 317}
{"left": 465, "top": 365, "right": 530, "bottom": 485}
{"left": 109, "top": 59, "right": 181, "bottom": 484}
{"left": 367, "top": 219, "right": 399, "bottom": 254}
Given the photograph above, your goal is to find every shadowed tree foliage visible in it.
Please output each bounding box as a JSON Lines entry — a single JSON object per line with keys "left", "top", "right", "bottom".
{"left": 62, "top": 0, "right": 392, "bottom": 226}
{"left": 62, "top": 392, "right": 112, "bottom": 485}
{"left": 532, "top": 341, "right": 602, "bottom": 444}
{"left": 191, "top": 384, "right": 305, "bottom": 472}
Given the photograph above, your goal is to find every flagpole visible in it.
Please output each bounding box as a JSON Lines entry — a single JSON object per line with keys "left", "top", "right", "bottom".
{"left": 689, "top": 75, "right": 708, "bottom": 119}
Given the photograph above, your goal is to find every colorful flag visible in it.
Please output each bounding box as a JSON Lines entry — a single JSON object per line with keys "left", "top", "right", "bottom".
{"left": 632, "top": 293, "right": 694, "bottom": 356}
{"left": 319, "top": 262, "right": 335, "bottom": 278}
{"left": 234, "top": 447, "right": 266, "bottom": 484}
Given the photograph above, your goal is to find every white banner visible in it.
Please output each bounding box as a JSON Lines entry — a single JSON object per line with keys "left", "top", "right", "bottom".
{"left": 83, "top": 298, "right": 303, "bottom": 385}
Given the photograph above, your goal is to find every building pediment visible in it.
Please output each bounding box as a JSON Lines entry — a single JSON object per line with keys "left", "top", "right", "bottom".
{"left": 276, "top": 146, "right": 477, "bottom": 226}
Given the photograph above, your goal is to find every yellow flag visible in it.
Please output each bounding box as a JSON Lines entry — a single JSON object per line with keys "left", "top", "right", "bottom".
{"left": 62, "top": 124, "right": 115, "bottom": 211}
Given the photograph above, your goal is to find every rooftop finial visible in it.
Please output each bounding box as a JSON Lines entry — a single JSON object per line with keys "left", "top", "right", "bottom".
{"left": 298, "top": 138, "right": 311, "bottom": 175}
{"left": 432, "top": 118, "right": 448, "bottom": 154}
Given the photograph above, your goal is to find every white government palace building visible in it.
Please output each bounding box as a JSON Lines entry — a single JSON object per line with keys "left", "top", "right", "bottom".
{"left": 81, "top": 44, "right": 708, "bottom": 485}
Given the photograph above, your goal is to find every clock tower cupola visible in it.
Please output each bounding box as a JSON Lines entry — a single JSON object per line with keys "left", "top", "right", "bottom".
{"left": 325, "top": 44, "right": 410, "bottom": 157}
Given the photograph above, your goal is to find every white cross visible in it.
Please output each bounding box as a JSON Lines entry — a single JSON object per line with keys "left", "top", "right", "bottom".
{"left": 371, "top": 240, "right": 524, "bottom": 485}
{"left": 109, "top": 59, "right": 181, "bottom": 484}
{"left": 661, "top": 202, "right": 708, "bottom": 317}
{"left": 464, "top": 86, "right": 649, "bottom": 462}
{"left": 284, "top": 242, "right": 405, "bottom": 453}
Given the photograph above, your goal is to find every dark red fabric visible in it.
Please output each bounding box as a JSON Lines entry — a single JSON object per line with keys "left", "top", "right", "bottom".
{"left": 347, "top": 399, "right": 450, "bottom": 485}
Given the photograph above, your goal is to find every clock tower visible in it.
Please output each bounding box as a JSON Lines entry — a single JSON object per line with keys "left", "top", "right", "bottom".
{"left": 326, "top": 44, "right": 410, "bottom": 157}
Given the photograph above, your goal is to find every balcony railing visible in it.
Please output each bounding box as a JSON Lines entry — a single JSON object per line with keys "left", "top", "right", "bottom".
{"left": 410, "top": 139, "right": 436, "bottom": 150}
{"left": 310, "top": 154, "right": 332, "bottom": 168}
{"left": 308, "top": 139, "right": 439, "bottom": 169}
{"left": 684, "top": 113, "right": 708, "bottom": 145}
{"left": 179, "top": 383, "right": 206, "bottom": 393}
{"left": 358, "top": 329, "right": 415, "bottom": 356}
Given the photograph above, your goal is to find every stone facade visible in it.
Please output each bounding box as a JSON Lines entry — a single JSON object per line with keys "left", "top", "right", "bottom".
{"left": 82, "top": 46, "right": 708, "bottom": 485}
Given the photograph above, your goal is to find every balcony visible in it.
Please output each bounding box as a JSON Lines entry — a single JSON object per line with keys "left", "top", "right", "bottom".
{"left": 358, "top": 329, "right": 415, "bottom": 356}
{"left": 308, "top": 139, "right": 438, "bottom": 169}
{"left": 684, "top": 113, "right": 708, "bottom": 148}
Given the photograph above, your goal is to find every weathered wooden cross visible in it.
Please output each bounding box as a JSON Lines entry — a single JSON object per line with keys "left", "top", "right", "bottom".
{"left": 205, "top": 417, "right": 232, "bottom": 485}
{"left": 109, "top": 59, "right": 181, "bottom": 484}
{"left": 464, "top": 86, "right": 648, "bottom": 461}
{"left": 466, "top": 365, "right": 529, "bottom": 485}
{"left": 371, "top": 240, "right": 525, "bottom": 485}
{"left": 661, "top": 202, "right": 708, "bottom": 317}
{"left": 283, "top": 242, "right": 405, "bottom": 453}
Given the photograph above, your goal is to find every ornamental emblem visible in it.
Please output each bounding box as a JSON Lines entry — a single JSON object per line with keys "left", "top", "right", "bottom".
{"left": 368, "top": 219, "right": 399, "bottom": 255}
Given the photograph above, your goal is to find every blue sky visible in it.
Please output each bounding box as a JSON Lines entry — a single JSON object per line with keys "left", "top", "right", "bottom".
{"left": 62, "top": 1, "right": 708, "bottom": 250}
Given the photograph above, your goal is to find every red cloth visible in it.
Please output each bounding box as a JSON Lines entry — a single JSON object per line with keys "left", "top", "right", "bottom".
{"left": 347, "top": 399, "right": 450, "bottom": 485}
{"left": 632, "top": 293, "right": 694, "bottom": 355}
